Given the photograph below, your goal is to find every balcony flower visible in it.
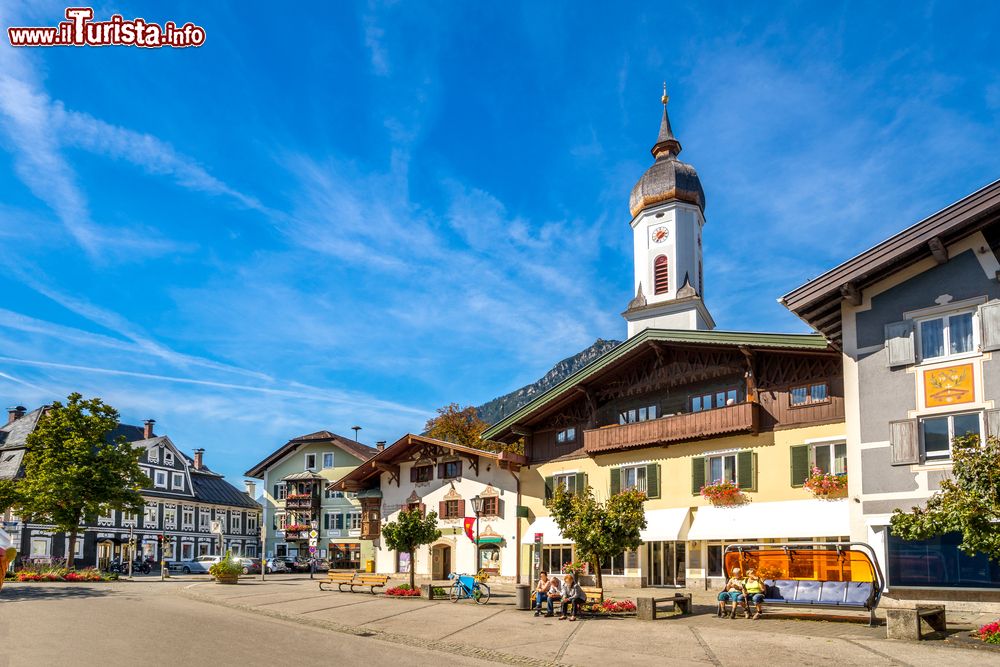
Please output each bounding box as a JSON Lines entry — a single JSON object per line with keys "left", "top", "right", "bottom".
{"left": 284, "top": 524, "right": 311, "bottom": 532}
{"left": 802, "top": 467, "right": 848, "bottom": 498}
{"left": 699, "top": 480, "right": 747, "bottom": 507}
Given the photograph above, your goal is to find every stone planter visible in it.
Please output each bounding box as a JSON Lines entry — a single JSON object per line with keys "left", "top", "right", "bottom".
{"left": 213, "top": 574, "right": 239, "bottom": 585}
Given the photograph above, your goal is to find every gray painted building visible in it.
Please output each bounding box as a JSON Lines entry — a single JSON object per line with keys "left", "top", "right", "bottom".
{"left": 782, "top": 180, "right": 1000, "bottom": 598}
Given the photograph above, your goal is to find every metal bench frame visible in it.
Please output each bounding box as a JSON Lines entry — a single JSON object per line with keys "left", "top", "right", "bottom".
{"left": 724, "top": 542, "right": 885, "bottom": 627}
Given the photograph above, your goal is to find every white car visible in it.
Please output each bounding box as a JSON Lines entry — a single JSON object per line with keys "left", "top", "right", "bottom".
{"left": 177, "top": 555, "right": 221, "bottom": 574}
{"left": 264, "top": 558, "right": 288, "bottom": 574}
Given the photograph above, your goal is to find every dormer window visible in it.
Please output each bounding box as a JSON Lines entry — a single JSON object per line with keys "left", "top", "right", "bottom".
{"left": 164, "top": 450, "right": 173, "bottom": 466}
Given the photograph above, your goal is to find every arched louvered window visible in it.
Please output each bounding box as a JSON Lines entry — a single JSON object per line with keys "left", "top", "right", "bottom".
{"left": 653, "top": 255, "right": 669, "bottom": 294}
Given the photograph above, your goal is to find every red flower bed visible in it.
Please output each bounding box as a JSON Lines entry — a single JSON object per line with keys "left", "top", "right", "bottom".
{"left": 977, "top": 620, "right": 1000, "bottom": 644}
{"left": 700, "top": 480, "right": 747, "bottom": 506}
{"left": 385, "top": 586, "right": 421, "bottom": 597}
{"left": 581, "top": 597, "right": 637, "bottom": 614}
{"left": 8, "top": 566, "right": 116, "bottom": 582}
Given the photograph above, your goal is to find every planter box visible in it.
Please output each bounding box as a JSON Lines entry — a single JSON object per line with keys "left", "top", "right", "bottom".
{"left": 214, "top": 575, "right": 239, "bottom": 585}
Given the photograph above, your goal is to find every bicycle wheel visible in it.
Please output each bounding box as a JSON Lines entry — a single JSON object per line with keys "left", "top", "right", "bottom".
{"left": 449, "top": 583, "right": 463, "bottom": 603}
{"left": 473, "top": 583, "right": 491, "bottom": 605}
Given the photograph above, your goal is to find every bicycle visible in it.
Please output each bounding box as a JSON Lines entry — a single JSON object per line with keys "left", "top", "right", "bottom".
{"left": 448, "top": 570, "right": 491, "bottom": 604}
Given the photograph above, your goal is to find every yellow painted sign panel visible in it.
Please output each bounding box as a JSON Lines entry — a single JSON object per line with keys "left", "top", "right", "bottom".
{"left": 923, "top": 363, "right": 975, "bottom": 408}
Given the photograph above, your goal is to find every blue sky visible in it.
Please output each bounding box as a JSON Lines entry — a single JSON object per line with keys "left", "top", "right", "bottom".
{"left": 2, "top": 1, "right": 999, "bottom": 485}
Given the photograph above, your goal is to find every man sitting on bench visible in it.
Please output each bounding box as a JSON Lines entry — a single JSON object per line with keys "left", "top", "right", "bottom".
{"left": 717, "top": 567, "right": 746, "bottom": 619}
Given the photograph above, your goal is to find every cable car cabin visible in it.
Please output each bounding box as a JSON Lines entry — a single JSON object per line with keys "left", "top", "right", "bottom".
{"left": 724, "top": 543, "right": 885, "bottom": 626}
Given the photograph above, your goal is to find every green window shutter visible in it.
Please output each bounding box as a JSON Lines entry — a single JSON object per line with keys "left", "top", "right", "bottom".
{"left": 790, "top": 445, "right": 810, "bottom": 488}
{"left": 646, "top": 463, "right": 660, "bottom": 499}
{"left": 575, "top": 473, "right": 587, "bottom": 496}
{"left": 544, "top": 476, "right": 554, "bottom": 503}
{"left": 691, "top": 457, "right": 706, "bottom": 495}
{"left": 609, "top": 468, "right": 621, "bottom": 496}
{"left": 737, "top": 451, "right": 756, "bottom": 492}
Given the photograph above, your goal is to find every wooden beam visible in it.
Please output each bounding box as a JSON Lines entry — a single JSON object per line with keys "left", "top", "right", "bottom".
{"left": 511, "top": 425, "right": 532, "bottom": 437}
{"left": 839, "top": 282, "right": 862, "bottom": 307}
{"left": 929, "top": 236, "right": 949, "bottom": 265}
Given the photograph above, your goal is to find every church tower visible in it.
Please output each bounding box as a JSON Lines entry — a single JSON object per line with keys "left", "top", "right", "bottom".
{"left": 622, "top": 85, "right": 715, "bottom": 337}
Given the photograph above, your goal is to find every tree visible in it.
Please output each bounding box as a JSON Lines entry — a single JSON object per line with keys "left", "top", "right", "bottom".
{"left": 16, "top": 394, "right": 150, "bottom": 569}
{"left": 890, "top": 433, "right": 1000, "bottom": 562}
{"left": 549, "top": 483, "right": 647, "bottom": 588}
{"left": 425, "top": 403, "right": 524, "bottom": 455}
{"left": 381, "top": 508, "right": 442, "bottom": 589}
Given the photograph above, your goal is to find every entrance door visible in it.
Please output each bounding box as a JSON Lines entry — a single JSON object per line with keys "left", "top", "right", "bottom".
{"left": 646, "top": 542, "right": 685, "bottom": 587}
{"left": 97, "top": 541, "right": 113, "bottom": 571}
{"left": 432, "top": 545, "right": 451, "bottom": 580}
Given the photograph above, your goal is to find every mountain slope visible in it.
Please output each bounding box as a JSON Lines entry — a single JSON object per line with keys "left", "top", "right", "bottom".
{"left": 476, "top": 338, "right": 622, "bottom": 425}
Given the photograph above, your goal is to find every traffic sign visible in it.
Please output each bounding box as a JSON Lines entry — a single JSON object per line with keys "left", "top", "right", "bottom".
{"left": 308, "top": 530, "right": 318, "bottom": 539}
{"left": 309, "top": 546, "right": 317, "bottom": 554}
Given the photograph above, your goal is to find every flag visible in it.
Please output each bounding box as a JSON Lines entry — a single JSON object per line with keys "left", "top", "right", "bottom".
{"left": 463, "top": 517, "right": 476, "bottom": 542}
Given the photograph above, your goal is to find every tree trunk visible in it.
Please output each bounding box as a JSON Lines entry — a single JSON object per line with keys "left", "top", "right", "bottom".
{"left": 67, "top": 529, "right": 78, "bottom": 570}
{"left": 592, "top": 559, "right": 602, "bottom": 589}
{"left": 409, "top": 550, "right": 415, "bottom": 589}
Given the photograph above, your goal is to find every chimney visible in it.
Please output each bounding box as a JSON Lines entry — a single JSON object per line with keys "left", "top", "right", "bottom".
{"left": 376, "top": 441, "right": 386, "bottom": 452}
{"left": 143, "top": 419, "right": 155, "bottom": 439}
{"left": 244, "top": 480, "right": 256, "bottom": 498}
{"left": 193, "top": 448, "right": 204, "bottom": 470}
{"left": 7, "top": 405, "right": 26, "bottom": 425}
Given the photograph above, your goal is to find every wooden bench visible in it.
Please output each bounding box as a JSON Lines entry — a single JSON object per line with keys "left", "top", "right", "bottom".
{"left": 581, "top": 586, "right": 604, "bottom": 604}
{"left": 318, "top": 571, "right": 357, "bottom": 592}
{"left": 352, "top": 573, "right": 390, "bottom": 594}
{"left": 637, "top": 594, "right": 693, "bottom": 620}
{"left": 886, "top": 605, "right": 947, "bottom": 641}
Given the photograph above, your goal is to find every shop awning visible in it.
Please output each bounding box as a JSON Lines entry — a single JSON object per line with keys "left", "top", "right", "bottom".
{"left": 640, "top": 508, "right": 691, "bottom": 542}
{"left": 687, "top": 499, "right": 850, "bottom": 541}
{"left": 521, "top": 517, "right": 570, "bottom": 544}
{"left": 476, "top": 536, "right": 503, "bottom": 544}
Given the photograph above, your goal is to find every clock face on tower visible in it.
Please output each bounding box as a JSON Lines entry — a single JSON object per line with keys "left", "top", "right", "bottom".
{"left": 651, "top": 226, "right": 669, "bottom": 244}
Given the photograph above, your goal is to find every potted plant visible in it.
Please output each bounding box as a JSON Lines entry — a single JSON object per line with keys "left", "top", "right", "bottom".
{"left": 700, "top": 480, "right": 747, "bottom": 506}
{"left": 803, "top": 467, "right": 848, "bottom": 498}
{"left": 209, "top": 551, "right": 243, "bottom": 585}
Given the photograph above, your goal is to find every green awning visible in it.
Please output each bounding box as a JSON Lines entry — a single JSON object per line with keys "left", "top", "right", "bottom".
{"left": 476, "top": 536, "right": 503, "bottom": 544}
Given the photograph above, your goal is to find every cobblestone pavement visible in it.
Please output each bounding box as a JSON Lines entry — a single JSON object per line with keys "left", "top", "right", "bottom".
{"left": 169, "top": 575, "right": 1000, "bottom": 666}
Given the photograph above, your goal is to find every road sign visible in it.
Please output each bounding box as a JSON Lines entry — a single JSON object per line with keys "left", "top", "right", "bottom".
{"left": 309, "top": 538, "right": 318, "bottom": 547}
{"left": 309, "top": 530, "right": 318, "bottom": 539}
{"left": 534, "top": 532, "right": 543, "bottom": 543}
{"left": 309, "top": 546, "right": 317, "bottom": 554}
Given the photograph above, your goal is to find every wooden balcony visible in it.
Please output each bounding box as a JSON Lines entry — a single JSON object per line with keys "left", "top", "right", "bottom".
{"left": 583, "top": 402, "right": 760, "bottom": 454}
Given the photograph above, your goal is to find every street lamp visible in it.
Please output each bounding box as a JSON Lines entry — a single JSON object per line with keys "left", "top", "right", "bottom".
{"left": 470, "top": 495, "right": 484, "bottom": 573}
{"left": 351, "top": 426, "right": 362, "bottom": 441}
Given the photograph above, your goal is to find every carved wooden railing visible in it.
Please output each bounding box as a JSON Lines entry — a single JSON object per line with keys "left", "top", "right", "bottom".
{"left": 583, "top": 402, "right": 759, "bottom": 454}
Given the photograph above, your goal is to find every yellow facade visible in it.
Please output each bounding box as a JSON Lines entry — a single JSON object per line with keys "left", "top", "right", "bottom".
{"left": 519, "top": 420, "right": 848, "bottom": 588}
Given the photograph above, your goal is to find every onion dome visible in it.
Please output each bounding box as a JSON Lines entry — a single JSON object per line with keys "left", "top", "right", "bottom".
{"left": 628, "top": 85, "right": 705, "bottom": 217}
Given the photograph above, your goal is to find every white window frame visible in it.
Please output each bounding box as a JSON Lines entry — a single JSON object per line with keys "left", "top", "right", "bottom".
{"left": 553, "top": 472, "right": 576, "bottom": 493}
{"left": 144, "top": 503, "right": 158, "bottom": 526}
{"left": 706, "top": 453, "right": 737, "bottom": 484}
{"left": 247, "top": 513, "right": 258, "bottom": 533}
{"left": 556, "top": 428, "right": 576, "bottom": 444}
{"left": 122, "top": 511, "right": 137, "bottom": 526}
{"left": 153, "top": 470, "right": 167, "bottom": 488}
{"left": 148, "top": 448, "right": 159, "bottom": 463}
{"left": 789, "top": 382, "right": 830, "bottom": 407}
{"left": 914, "top": 306, "right": 979, "bottom": 364}
{"left": 164, "top": 450, "right": 174, "bottom": 465}
{"left": 347, "top": 511, "right": 362, "bottom": 530}
{"left": 810, "top": 441, "right": 847, "bottom": 475}
{"left": 163, "top": 505, "right": 177, "bottom": 529}
{"left": 619, "top": 405, "right": 657, "bottom": 425}
{"left": 326, "top": 512, "right": 344, "bottom": 532}
{"left": 215, "top": 510, "right": 227, "bottom": 533}
{"left": 199, "top": 508, "right": 211, "bottom": 531}
{"left": 276, "top": 483, "right": 287, "bottom": 501}
{"left": 305, "top": 453, "right": 317, "bottom": 471}
{"left": 919, "top": 411, "right": 983, "bottom": 462}
{"left": 620, "top": 464, "right": 648, "bottom": 493}
{"left": 198, "top": 542, "right": 210, "bottom": 557}
{"left": 182, "top": 506, "right": 194, "bottom": 529}
{"left": 180, "top": 541, "right": 194, "bottom": 561}
{"left": 231, "top": 511, "right": 242, "bottom": 534}
{"left": 322, "top": 452, "right": 334, "bottom": 469}
{"left": 30, "top": 536, "right": 51, "bottom": 558}
{"left": 73, "top": 536, "right": 85, "bottom": 559}
{"left": 172, "top": 472, "right": 184, "bottom": 490}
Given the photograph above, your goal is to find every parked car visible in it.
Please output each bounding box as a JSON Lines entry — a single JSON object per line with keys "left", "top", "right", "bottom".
{"left": 281, "top": 557, "right": 310, "bottom": 572}
{"left": 264, "top": 558, "right": 288, "bottom": 574}
{"left": 176, "top": 555, "right": 221, "bottom": 574}
{"left": 239, "top": 558, "right": 261, "bottom": 575}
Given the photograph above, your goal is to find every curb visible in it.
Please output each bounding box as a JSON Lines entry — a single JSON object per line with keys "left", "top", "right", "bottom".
{"left": 177, "top": 588, "right": 572, "bottom": 666}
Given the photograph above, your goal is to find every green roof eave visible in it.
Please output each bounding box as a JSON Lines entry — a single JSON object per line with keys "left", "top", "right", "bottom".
{"left": 482, "top": 328, "right": 830, "bottom": 440}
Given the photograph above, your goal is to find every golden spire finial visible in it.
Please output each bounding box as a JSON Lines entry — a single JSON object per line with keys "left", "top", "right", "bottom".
{"left": 661, "top": 81, "right": 669, "bottom": 106}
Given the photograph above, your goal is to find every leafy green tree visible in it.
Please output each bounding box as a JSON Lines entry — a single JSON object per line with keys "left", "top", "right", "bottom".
{"left": 549, "top": 484, "right": 647, "bottom": 588}
{"left": 0, "top": 479, "right": 17, "bottom": 513}
{"left": 890, "top": 433, "right": 1000, "bottom": 562}
{"left": 381, "top": 508, "right": 442, "bottom": 589}
{"left": 16, "top": 394, "right": 150, "bottom": 569}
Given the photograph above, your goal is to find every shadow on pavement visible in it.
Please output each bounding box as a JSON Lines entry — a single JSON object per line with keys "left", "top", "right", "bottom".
{"left": 0, "top": 584, "right": 116, "bottom": 602}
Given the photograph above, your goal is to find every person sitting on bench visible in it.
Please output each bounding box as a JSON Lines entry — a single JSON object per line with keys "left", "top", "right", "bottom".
{"left": 742, "top": 568, "right": 766, "bottom": 620}
{"left": 534, "top": 571, "right": 559, "bottom": 617}
{"left": 558, "top": 574, "right": 586, "bottom": 621}
{"left": 717, "top": 567, "right": 746, "bottom": 618}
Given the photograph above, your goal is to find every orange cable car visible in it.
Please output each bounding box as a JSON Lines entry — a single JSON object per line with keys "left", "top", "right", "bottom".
{"left": 724, "top": 542, "right": 885, "bottom": 626}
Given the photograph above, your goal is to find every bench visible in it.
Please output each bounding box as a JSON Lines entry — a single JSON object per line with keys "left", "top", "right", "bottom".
{"left": 762, "top": 579, "right": 880, "bottom": 626}
{"left": 319, "top": 571, "right": 358, "bottom": 592}
{"left": 581, "top": 586, "right": 604, "bottom": 604}
{"left": 352, "top": 573, "right": 390, "bottom": 594}
{"left": 637, "top": 594, "right": 693, "bottom": 620}
{"left": 886, "top": 605, "right": 947, "bottom": 641}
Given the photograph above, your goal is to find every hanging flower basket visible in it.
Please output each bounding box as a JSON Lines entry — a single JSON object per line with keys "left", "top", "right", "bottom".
{"left": 803, "top": 468, "right": 848, "bottom": 498}
{"left": 700, "top": 481, "right": 747, "bottom": 507}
